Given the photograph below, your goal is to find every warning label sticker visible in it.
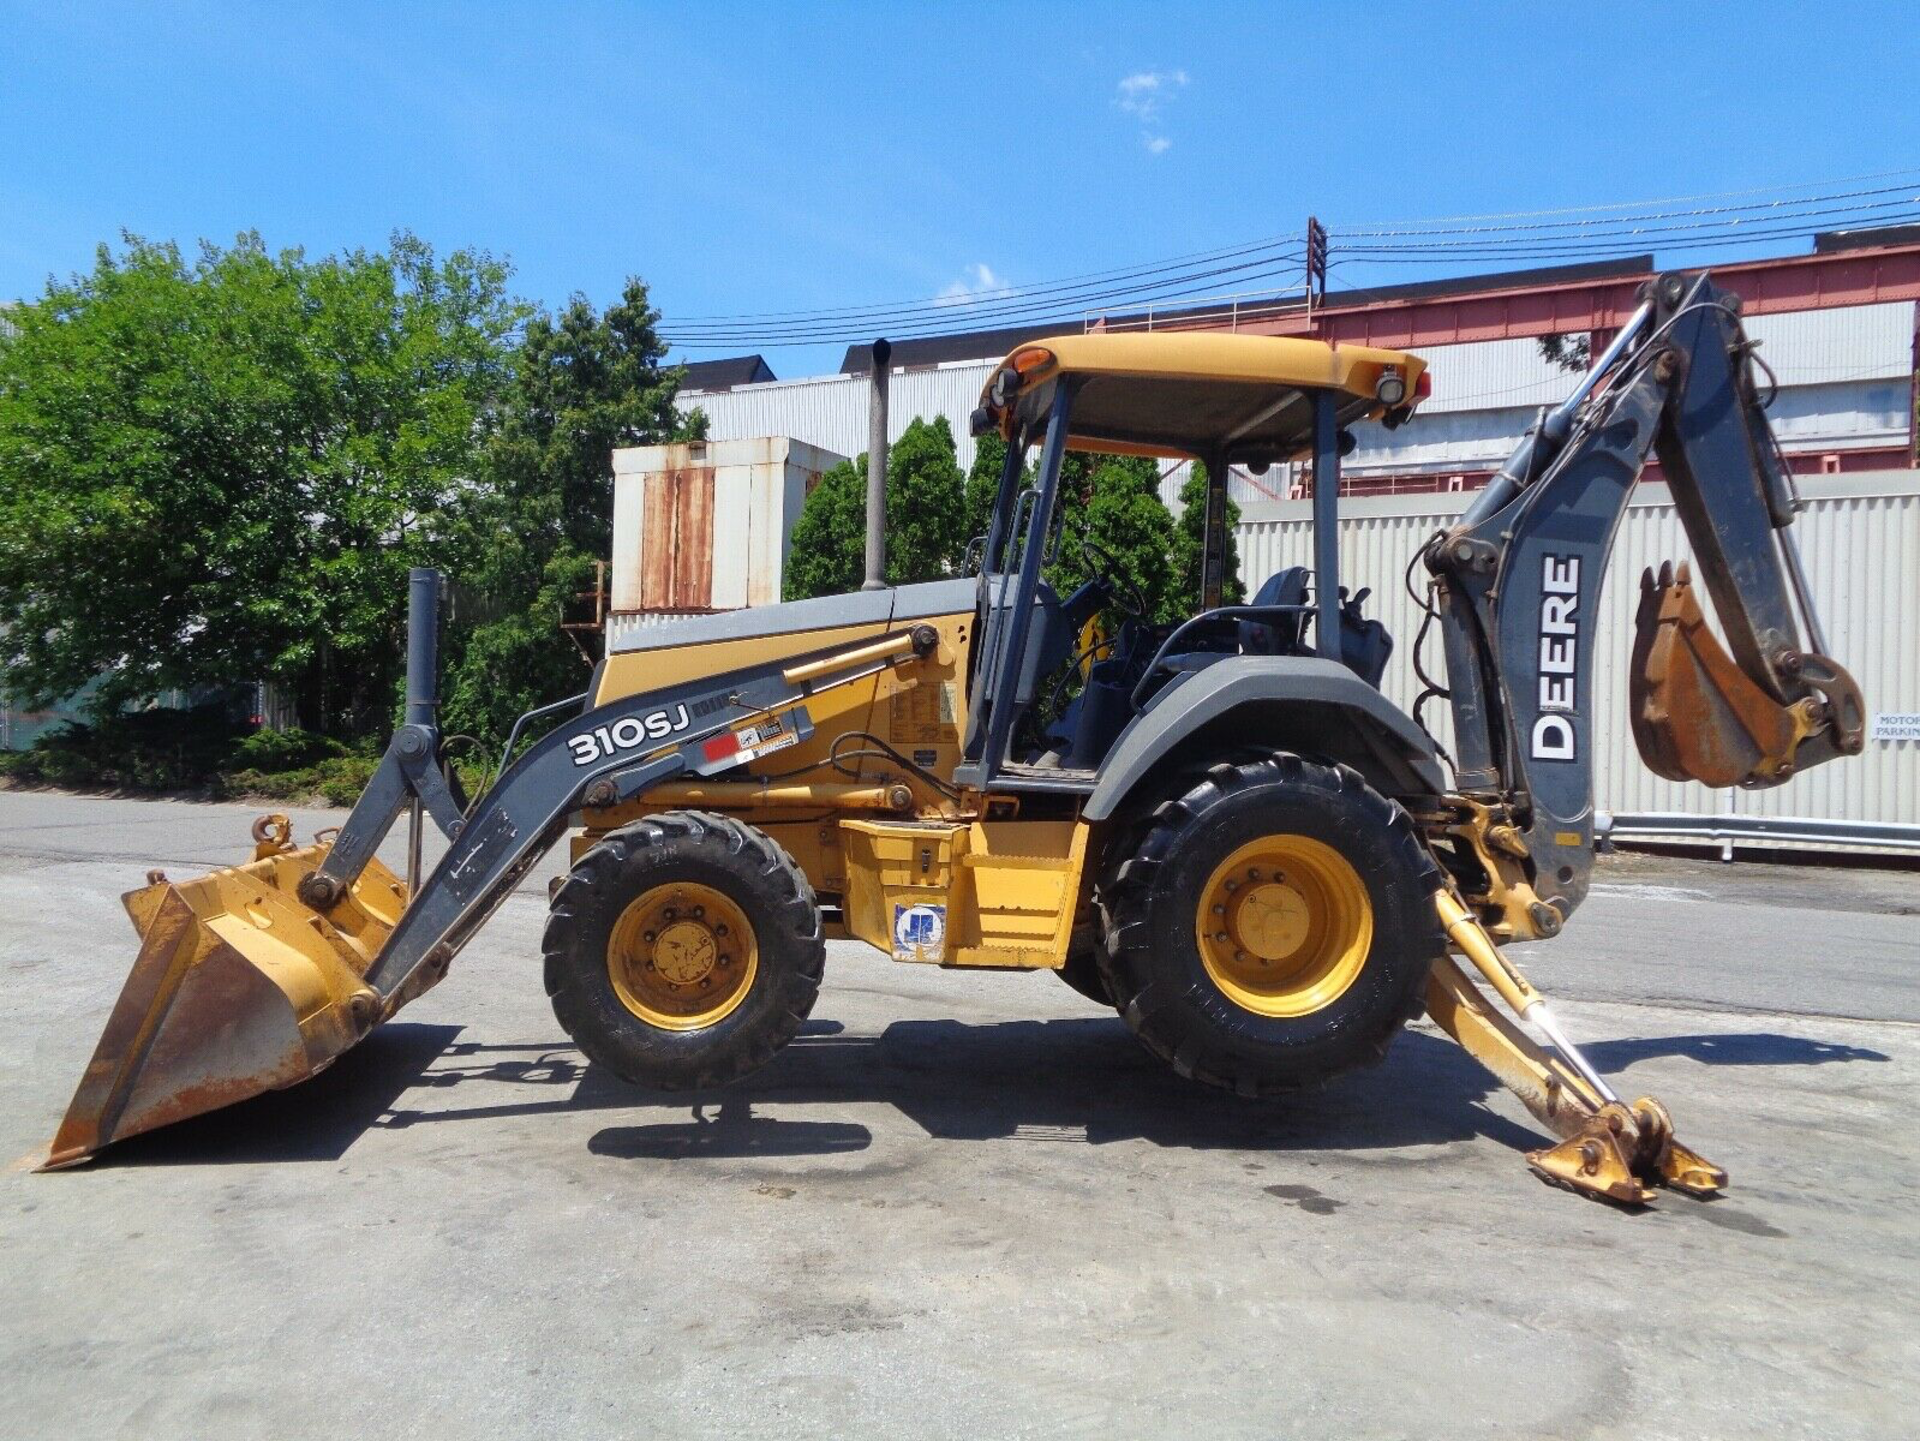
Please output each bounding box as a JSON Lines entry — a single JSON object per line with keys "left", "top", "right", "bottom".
{"left": 889, "top": 679, "right": 958, "bottom": 745}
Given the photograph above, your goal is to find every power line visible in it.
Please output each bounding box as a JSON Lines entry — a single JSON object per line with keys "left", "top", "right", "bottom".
{"left": 663, "top": 232, "right": 1303, "bottom": 327}
{"left": 662, "top": 254, "right": 1309, "bottom": 346}
{"left": 1331, "top": 193, "right": 1920, "bottom": 249}
{"left": 662, "top": 270, "right": 1312, "bottom": 348}
{"left": 1333, "top": 167, "right": 1920, "bottom": 231}
{"left": 658, "top": 171, "right": 1920, "bottom": 352}
{"left": 1332, "top": 211, "right": 1920, "bottom": 264}
{"left": 661, "top": 256, "right": 1304, "bottom": 341}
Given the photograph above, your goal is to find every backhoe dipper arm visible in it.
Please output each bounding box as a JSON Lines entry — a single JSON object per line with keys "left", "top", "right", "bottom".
{"left": 1425, "top": 271, "right": 1864, "bottom": 930}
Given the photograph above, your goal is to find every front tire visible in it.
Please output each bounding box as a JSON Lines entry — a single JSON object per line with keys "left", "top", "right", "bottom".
{"left": 544, "top": 811, "right": 824, "bottom": 1089}
{"left": 1096, "top": 755, "right": 1441, "bottom": 1096}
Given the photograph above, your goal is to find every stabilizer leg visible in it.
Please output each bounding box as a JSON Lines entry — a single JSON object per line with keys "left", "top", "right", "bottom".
{"left": 1428, "top": 892, "right": 1727, "bottom": 1206}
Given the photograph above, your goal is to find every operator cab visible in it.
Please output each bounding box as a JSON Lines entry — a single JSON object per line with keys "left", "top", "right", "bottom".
{"left": 955, "top": 331, "right": 1428, "bottom": 792}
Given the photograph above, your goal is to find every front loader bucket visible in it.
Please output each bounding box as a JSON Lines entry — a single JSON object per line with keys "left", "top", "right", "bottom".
{"left": 41, "top": 819, "right": 418, "bottom": 1169}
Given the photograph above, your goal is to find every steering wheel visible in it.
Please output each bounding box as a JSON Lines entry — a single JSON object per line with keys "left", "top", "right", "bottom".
{"left": 1078, "top": 535, "right": 1151, "bottom": 621}
{"left": 1030, "top": 536, "right": 1147, "bottom": 739}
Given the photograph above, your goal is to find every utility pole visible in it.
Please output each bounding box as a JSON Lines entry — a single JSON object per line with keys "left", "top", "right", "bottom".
{"left": 1306, "top": 215, "right": 1329, "bottom": 310}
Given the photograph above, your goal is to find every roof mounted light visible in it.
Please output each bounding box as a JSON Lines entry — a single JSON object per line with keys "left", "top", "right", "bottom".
{"left": 1375, "top": 366, "right": 1408, "bottom": 408}
{"left": 1010, "top": 345, "right": 1056, "bottom": 376}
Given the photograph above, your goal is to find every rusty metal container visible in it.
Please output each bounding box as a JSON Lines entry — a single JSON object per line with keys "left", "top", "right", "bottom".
{"left": 609, "top": 437, "right": 845, "bottom": 621}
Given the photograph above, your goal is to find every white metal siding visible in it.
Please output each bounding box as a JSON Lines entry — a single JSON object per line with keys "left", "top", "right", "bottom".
{"left": 1415, "top": 336, "right": 1579, "bottom": 415}
{"left": 1235, "top": 471, "right": 1920, "bottom": 836}
{"left": 1741, "top": 301, "right": 1915, "bottom": 385}
{"left": 1342, "top": 376, "right": 1908, "bottom": 481}
{"left": 1399, "top": 302, "right": 1915, "bottom": 414}
{"left": 680, "top": 360, "right": 998, "bottom": 470}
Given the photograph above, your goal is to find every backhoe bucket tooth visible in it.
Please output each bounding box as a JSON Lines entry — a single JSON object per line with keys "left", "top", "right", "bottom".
{"left": 40, "top": 824, "right": 417, "bottom": 1169}
{"left": 1629, "top": 561, "right": 1810, "bottom": 788}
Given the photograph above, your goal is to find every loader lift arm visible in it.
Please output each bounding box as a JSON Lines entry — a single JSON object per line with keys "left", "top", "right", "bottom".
{"left": 1425, "top": 270, "right": 1864, "bottom": 936}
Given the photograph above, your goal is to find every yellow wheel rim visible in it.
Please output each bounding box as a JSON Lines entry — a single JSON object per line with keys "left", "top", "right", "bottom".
{"left": 607, "top": 881, "right": 759, "bottom": 1031}
{"left": 1193, "top": 835, "right": 1372, "bottom": 1018}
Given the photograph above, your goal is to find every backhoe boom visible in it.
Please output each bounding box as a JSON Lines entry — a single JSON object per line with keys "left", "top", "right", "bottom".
{"left": 1425, "top": 271, "right": 1864, "bottom": 935}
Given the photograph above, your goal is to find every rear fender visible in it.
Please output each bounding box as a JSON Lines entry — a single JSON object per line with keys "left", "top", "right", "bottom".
{"left": 1082, "top": 658, "right": 1444, "bottom": 821}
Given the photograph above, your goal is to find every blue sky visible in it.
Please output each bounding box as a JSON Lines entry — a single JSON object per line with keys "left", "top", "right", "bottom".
{"left": 4, "top": 2, "right": 1918, "bottom": 376}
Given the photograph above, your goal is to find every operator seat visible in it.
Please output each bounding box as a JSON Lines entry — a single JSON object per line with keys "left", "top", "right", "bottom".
{"left": 1234, "top": 564, "right": 1394, "bottom": 687}
{"left": 1237, "top": 566, "right": 1311, "bottom": 655}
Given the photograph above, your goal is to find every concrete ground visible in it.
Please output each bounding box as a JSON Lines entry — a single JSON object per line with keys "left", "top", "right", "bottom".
{"left": 0, "top": 790, "right": 1915, "bottom": 1440}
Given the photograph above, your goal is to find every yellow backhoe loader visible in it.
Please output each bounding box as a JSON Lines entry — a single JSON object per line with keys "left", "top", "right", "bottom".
{"left": 43, "top": 271, "right": 1863, "bottom": 1206}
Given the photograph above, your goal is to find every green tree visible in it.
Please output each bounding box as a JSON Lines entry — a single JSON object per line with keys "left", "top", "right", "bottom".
{"left": 783, "top": 415, "right": 967, "bottom": 600}
{"left": 0, "top": 231, "right": 523, "bottom": 737}
{"left": 781, "top": 458, "right": 866, "bottom": 601}
{"left": 1172, "top": 462, "right": 1245, "bottom": 609}
{"left": 963, "top": 430, "right": 1011, "bottom": 549}
{"left": 442, "top": 279, "right": 697, "bottom": 743}
{"left": 1046, "top": 453, "right": 1183, "bottom": 625}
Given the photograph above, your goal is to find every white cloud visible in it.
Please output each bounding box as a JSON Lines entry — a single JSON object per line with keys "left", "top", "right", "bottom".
{"left": 1116, "top": 69, "right": 1188, "bottom": 154}
{"left": 936, "top": 262, "right": 1012, "bottom": 305}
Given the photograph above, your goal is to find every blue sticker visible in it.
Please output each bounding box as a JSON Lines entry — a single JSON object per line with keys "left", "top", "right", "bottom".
{"left": 892, "top": 902, "right": 947, "bottom": 962}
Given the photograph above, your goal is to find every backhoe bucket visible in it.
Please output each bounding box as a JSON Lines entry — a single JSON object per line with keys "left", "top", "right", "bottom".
{"left": 1629, "top": 561, "right": 1814, "bottom": 789}
{"left": 41, "top": 818, "right": 417, "bottom": 1169}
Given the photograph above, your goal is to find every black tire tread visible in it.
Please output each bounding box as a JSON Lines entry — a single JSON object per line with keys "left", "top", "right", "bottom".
{"left": 543, "top": 810, "right": 824, "bottom": 1090}
{"left": 1094, "top": 753, "right": 1440, "bottom": 1098}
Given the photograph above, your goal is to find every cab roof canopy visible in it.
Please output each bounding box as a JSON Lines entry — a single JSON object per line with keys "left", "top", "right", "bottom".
{"left": 977, "top": 331, "right": 1428, "bottom": 463}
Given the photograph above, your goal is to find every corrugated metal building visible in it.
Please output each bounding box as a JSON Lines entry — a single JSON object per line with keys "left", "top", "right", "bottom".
{"left": 681, "top": 358, "right": 1000, "bottom": 473}
{"left": 1234, "top": 471, "right": 1920, "bottom": 847}
{"left": 676, "top": 235, "right": 1920, "bottom": 505}
{"left": 677, "top": 299, "right": 1916, "bottom": 506}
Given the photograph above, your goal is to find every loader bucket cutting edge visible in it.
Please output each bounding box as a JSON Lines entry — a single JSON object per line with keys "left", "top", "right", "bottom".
{"left": 39, "top": 833, "right": 418, "bottom": 1170}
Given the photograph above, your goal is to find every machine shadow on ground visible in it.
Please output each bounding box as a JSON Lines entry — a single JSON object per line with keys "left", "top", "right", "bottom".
{"left": 66, "top": 1013, "right": 1890, "bottom": 1170}
{"left": 74, "top": 1022, "right": 466, "bottom": 1168}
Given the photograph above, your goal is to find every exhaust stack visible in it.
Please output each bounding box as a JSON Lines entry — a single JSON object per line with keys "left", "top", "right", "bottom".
{"left": 862, "top": 337, "right": 891, "bottom": 591}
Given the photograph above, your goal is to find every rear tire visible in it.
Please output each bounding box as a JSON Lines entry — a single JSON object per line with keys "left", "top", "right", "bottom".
{"left": 544, "top": 811, "right": 824, "bottom": 1089}
{"left": 1095, "top": 754, "right": 1440, "bottom": 1097}
{"left": 1054, "top": 926, "right": 1115, "bottom": 1007}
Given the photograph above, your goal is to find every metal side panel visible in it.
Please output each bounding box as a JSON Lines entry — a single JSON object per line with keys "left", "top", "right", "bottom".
{"left": 608, "top": 578, "right": 975, "bottom": 655}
